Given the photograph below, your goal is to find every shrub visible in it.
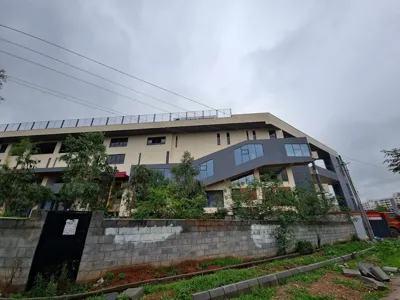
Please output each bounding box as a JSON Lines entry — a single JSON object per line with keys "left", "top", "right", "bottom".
{"left": 295, "top": 240, "right": 314, "bottom": 254}
{"left": 117, "top": 273, "right": 127, "bottom": 280}
{"left": 212, "top": 207, "right": 229, "bottom": 219}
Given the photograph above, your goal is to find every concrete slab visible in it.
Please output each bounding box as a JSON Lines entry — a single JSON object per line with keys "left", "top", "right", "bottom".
{"left": 383, "top": 267, "right": 399, "bottom": 273}
{"left": 208, "top": 287, "right": 225, "bottom": 300}
{"left": 242, "top": 278, "right": 260, "bottom": 291}
{"left": 360, "top": 276, "right": 387, "bottom": 291}
{"left": 370, "top": 266, "right": 390, "bottom": 282}
{"left": 105, "top": 292, "right": 118, "bottom": 300}
{"left": 343, "top": 268, "right": 361, "bottom": 278}
{"left": 236, "top": 281, "right": 250, "bottom": 295}
{"left": 275, "top": 269, "right": 299, "bottom": 284}
{"left": 223, "top": 284, "right": 239, "bottom": 298}
{"left": 257, "top": 274, "right": 278, "bottom": 287}
{"left": 120, "top": 288, "right": 144, "bottom": 299}
{"left": 192, "top": 291, "right": 211, "bottom": 300}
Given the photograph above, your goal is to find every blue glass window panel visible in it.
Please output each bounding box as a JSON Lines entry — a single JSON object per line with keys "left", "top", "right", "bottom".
{"left": 293, "top": 144, "right": 301, "bottom": 150}
{"left": 165, "top": 169, "right": 171, "bottom": 179}
{"left": 301, "top": 144, "right": 310, "bottom": 156}
{"left": 200, "top": 163, "right": 207, "bottom": 171}
{"left": 207, "top": 160, "right": 214, "bottom": 177}
{"left": 294, "top": 149, "right": 303, "bottom": 156}
{"left": 248, "top": 144, "right": 256, "bottom": 160}
{"left": 255, "top": 144, "right": 264, "bottom": 157}
{"left": 247, "top": 174, "right": 254, "bottom": 183}
{"left": 234, "top": 148, "right": 242, "bottom": 165}
{"left": 242, "top": 153, "right": 250, "bottom": 163}
{"left": 0, "top": 124, "right": 7, "bottom": 132}
{"left": 285, "top": 144, "right": 295, "bottom": 156}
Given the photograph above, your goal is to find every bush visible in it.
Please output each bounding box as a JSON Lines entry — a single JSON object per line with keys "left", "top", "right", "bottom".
{"left": 351, "top": 233, "right": 360, "bottom": 242}
{"left": 295, "top": 240, "right": 314, "bottom": 254}
{"left": 117, "top": 273, "right": 127, "bottom": 280}
{"left": 211, "top": 207, "right": 229, "bottom": 219}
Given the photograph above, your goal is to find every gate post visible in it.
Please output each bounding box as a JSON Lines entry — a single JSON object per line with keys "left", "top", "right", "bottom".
{"left": 76, "top": 211, "right": 105, "bottom": 281}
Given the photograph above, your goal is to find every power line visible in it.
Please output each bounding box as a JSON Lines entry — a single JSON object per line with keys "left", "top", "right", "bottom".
{"left": 8, "top": 79, "right": 123, "bottom": 116}
{"left": 342, "top": 155, "right": 387, "bottom": 170}
{"left": 0, "top": 37, "right": 187, "bottom": 111}
{"left": 0, "top": 23, "right": 220, "bottom": 112}
{"left": 0, "top": 49, "right": 172, "bottom": 113}
{"left": 6, "top": 76, "right": 221, "bottom": 146}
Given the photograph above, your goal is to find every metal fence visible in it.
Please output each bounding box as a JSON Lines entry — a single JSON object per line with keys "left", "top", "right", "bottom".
{"left": 0, "top": 109, "right": 232, "bottom": 133}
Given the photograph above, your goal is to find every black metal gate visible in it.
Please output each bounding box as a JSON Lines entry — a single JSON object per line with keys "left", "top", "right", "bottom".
{"left": 369, "top": 219, "right": 392, "bottom": 238}
{"left": 27, "top": 211, "right": 92, "bottom": 289}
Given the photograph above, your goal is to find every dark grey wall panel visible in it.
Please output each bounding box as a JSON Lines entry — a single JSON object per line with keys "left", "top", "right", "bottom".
{"left": 292, "top": 165, "right": 313, "bottom": 189}
{"left": 144, "top": 137, "right": 313, "bottom": 186}
{"left": 328, "top": 154, "right": 357, "bottom": 210}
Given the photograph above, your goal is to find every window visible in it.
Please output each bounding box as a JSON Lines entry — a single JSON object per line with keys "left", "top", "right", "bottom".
{"left": 175, "top": 136, "right": 178, "bottom": 148}
{"left": 107, "top": 154, "right": 125, "bottom": 164}
{"left": 0, "top": 144, "right": 8, "bottom": 153}
{"left": 147, "top": 136, "right": 166, "bottom": 145}
{"left": 246, "top": 131, "right": 249, "bottom": 140}
{"left": 198, "top": 160, "right": 214, "bottom": 179}
{"left": 36, "top": 142, "right": 57, "bottom": 154}
{"left": 234, "top": 144, "right": 264, "bottom": 165}
{"left": 285, "top": 144, "right": 310, "bottom": 157}
{"left": 110, "top": 138, "right": 128, "bottom": 147}
{"left": 388, "top": 213, "right": 397, "bottom": 220}
{"left": 231, "top": 174, "right": 254, "bottom": 185}
{"left": 154, "top": 168, "right": 172, "bottom": 179}
{"left": 166, "top": 151, "right": 170, "bottom": 164}
{"left": 217, "top": 133, "right": 221, "bottom": 145}
{"left": 206, "top": 191, "right": 224, "bottom": 208}
{"left": 227, "top": 132, "right": 230, "bottom": 145}
{"left": 252, "top": 130, "right": 257, "bottom": 140}
{"left": 138, "top": 153, "right": 141, "bottom": 164}
{"left": 269, "top": 130, "right": 277, "bottom": 139}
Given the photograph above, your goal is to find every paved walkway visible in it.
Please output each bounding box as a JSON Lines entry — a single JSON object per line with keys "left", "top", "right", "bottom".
{"left": 384, "top": 277, "right": 400, "bottom": 300}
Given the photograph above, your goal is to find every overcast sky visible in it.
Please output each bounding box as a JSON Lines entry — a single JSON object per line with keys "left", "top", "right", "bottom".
{"left": 0, "top": 0, "right": 399, "bottom": 201}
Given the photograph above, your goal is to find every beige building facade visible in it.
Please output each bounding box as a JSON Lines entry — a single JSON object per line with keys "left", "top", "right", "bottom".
{"left": 0, "top": 109, "right": 357, "bottom": 215}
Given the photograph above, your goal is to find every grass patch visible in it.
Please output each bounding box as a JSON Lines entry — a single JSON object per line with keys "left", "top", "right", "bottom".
{"left": 332, "top": 278, "right": 357, "bottom": 288}
{"left": 143, "top": 268, "right": 259, "bottom": 299}
{"left": 143, "top": 241, "right": 371, "bottom": 299}
{"left": 234, "top": 287, "right": 276, "bottom": 299}
{"left": 285, "top": 287, "right": 335, "bottom": 300}
{"left": 200, "top": 257, "right": 243, "bottom": 269}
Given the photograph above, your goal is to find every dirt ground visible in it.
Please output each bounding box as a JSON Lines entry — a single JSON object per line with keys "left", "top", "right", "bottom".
{"left": 275, "top": 273, "right": 377, "bottom": 300}
{"left": 89, "top": 258, "right": 231, "bottom": 291}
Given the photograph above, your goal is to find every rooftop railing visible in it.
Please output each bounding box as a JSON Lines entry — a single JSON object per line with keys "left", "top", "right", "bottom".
{"left": 0, "top": 109, "right": 232, "bottom": 133}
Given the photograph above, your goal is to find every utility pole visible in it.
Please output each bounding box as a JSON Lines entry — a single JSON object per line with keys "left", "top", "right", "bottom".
{"left": 339, "top": 156, "right": 375, "bottom": 241}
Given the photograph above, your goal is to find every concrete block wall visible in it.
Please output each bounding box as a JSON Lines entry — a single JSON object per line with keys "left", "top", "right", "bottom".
{"left": 0, "top": 210, "right": 46, "bottom": 288}
{"left": 77, "top": 213, "right": 355, "bottom": 281}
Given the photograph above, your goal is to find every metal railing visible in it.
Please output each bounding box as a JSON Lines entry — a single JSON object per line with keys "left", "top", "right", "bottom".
{"left": 0, "top": 109, "right": 232, "bottom": 133}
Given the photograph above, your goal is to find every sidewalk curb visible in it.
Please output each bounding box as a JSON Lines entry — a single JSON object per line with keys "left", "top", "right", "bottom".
{"left": 192, "top": 247, "right": 374, "bottom": 299}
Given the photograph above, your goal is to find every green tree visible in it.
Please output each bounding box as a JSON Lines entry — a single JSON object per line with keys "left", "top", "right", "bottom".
{"left": 123, "top": 165, "right": 169, "bottom": 213}
{"left": 382, "top": 148, "right": 400, "bottom": 174}
{"left": 132, "top": 151, "right": 207, "bottom": 219}
{"left": 375, "top": 204, "right": 387, "bottom": 212}
{"left": 0, "top": 69, "right": 6, "bottom": 101}
{"left": 59, "top": 132, "right": 116, "bottom": 210}
{"left": 295, "top": 186, "right": 337, "bottom": 248}
{"left": 230, "top": 174, "right": 300, "bottom": 254}
{"left": 0, "top": 138, "right": 53, "bottom": 215}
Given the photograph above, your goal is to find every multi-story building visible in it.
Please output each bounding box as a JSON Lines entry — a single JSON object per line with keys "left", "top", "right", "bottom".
{"left": 0, "top": 109, "right": 357, "bottom": 216}
{"left": 362, "top": 193, "right": 400, "bottom": 211}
